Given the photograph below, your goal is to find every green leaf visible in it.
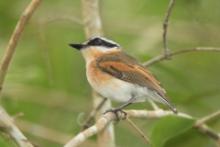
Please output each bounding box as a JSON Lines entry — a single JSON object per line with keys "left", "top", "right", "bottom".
{"left": 150, "top": 116, "right": 195, "bottom": 147}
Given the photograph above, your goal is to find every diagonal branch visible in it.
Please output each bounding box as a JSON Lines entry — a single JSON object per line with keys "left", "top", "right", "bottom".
{"left": 64, "top": 112, "right": 116, "bottom": 147}
{"left": 0, "top": 0, "right": 41, "bottom": 146}
{"left": 195, "top": 110, "right": 220, "bottom": 126}
{"left": 81, "top": 98, "right": 107, "bottom": 130}
{"left": 0, "top": 0, "right": 41, "bottom": 93}
{"left": 194, "top": 110, "right": 220, "bottom": 143}
{"left": 143, "top": 47, "right": 220, "bottom": 67}
{"left": 126, "top": 117, "right": 150, "bottom": 144}
{"left": 0, "top": 107, "right": 34, "bottom": 147}
{"left": 195, "top": 124, "right": 220, "bottom": 142}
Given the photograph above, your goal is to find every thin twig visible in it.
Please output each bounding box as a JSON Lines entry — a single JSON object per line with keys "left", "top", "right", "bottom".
{"left": 195, "top": 110, "right": 220, "bottom": 126}
{"left": 0, "top": 0, "right": 41, "bottom": 93}
{"left": 162, "top": 0, "right": 176, "bottom": 58}
{"left": 148, "top": 99, "right": 160, "bottom": 110}
{"left": 0, "top": 0, "right": 41, "bottom": 146}
{"left": 126, "top": 117, "right": 150, "bottom": 145}
{"left": 195, "top": 124, "right": 220, "bottom": 141}
{"left": 194, "top": 111, "right": 220, "bottom": 143}
{"left": 81, "top": 98, "right": 107, "bottom": 130}
{"left": 143, "top": 47, "right": 220, "bottom": 67}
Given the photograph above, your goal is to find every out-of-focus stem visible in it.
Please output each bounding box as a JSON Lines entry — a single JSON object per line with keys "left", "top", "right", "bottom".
{"left": 80, "top": 0, "right": 115, "bottom": 147}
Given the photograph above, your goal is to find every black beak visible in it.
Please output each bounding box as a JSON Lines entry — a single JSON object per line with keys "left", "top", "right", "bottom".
{"left": 69, "top": 43, "right": 85, "bottom": 50}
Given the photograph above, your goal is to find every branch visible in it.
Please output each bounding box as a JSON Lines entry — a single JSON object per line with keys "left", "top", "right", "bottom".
{"left": 125, "top": 109, "right": 192, "bottom": 119}
{"left": 0, "top": 0, "right": 41, "bottom": 93}
{"left": 195, "top": 124, "right": 220, "bottom": 142}
{"left": 162, "top": 0, "right": 176, "bottom": 57}
{"left": 143, "top": 47, "right": 220, "bottom": 67}
{"left": 0, "top": 0, "right": 41, "bottom": 146}
{"left": 126, "top": 118, "right": 150, "bottom": 144}
{"left": 64, "top": 109, "right": 188, "bottom": 147}
{"left": 64, "top": 112, "right": 116, "bottom": 147}
{"left": 64, "top": 109, "right": 220, "bottom": 147}
{"left": 16, "top": 119, "right": 97, "bottom": 147}
{"left": 0, "top": 107, "right": 34, "bottom": 147}
{"left": 195, "top": 110, "right": 220, "bottom": 126}
{"left": 194, "top": 110, "right": 220, "bottom": 143}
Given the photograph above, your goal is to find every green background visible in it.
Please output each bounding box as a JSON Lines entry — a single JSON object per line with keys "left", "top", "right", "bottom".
{"left": 0, "top": 0, "right": 220, "bottom": 146}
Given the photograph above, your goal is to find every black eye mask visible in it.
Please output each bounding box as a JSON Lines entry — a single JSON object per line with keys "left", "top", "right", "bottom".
{"left": 87, "top": 38, "right": 119, "bottom": 48}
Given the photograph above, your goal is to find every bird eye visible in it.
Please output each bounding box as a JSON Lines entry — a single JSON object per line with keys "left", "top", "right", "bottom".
{"left": 94, "top": 38, "right": 102, "bottom": 45}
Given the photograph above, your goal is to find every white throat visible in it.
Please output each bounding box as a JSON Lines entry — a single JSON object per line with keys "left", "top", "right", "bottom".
{"left": 81, "top": 46, "right": 120, "bottom": 63}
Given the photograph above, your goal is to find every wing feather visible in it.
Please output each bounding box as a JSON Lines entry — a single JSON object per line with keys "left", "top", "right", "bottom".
{"left": 96, "top": 52, "right": 166, "bottom": 97}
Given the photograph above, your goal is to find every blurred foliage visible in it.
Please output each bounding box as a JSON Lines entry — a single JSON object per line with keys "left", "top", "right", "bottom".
{"left": 0, "top": 0, "right": 220, "bottom": 147}
{"left": 150, "top": 116, "right": 195, "bottom": 147}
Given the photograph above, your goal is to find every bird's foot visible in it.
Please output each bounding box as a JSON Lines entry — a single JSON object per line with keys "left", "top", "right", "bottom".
{"left": 104, "top": 108, "right": 127, "bottom": 121}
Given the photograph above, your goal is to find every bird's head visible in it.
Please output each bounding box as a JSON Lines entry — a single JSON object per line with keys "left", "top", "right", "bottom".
{"left": 69, "top": 36, "right": 121, "bottom": 62}
{"left": 69, "top": 36, "right": 120, "bottom": 51}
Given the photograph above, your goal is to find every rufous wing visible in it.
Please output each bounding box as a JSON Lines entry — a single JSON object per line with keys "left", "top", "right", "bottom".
{"left": 96, "top": 51, "right": 166, "bottom": 97}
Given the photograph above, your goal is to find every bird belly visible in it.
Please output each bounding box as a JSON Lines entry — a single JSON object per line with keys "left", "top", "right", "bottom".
{"left": 87, "top": 74, "right": 132, "bottom": 102}
{"left": 96, "top": 79, "right": 137, "bottom": 102}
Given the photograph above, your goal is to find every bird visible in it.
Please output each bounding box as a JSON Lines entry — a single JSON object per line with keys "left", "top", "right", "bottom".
{"left": 69, "top": 36, "right": 177, "bottom": 114}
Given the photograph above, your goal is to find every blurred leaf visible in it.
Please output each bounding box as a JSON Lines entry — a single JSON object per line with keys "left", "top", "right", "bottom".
{"left": 150, "top": 116, "right": 195, "bottom": 147}
{"left": 165, "top": 128, "right": 216, "bottom": 147}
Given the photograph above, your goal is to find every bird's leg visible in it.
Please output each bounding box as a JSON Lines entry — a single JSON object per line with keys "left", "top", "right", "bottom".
{"left": 115, "top": 97, "right": 137, "bottom": 110}
{"left": 105, "top": 97, "right": 136, "bottom": 121}
{"left": 81, "top": 97, "right": 107, "bottom": 130}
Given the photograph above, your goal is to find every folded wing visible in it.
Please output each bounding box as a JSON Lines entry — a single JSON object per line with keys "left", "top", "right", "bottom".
{"left": 96, "top": 51, "right": 166, "bottom": 97}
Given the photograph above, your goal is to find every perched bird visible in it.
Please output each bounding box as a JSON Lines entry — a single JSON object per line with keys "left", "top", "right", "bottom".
{"left": 69, "top": 36, "right": 177, "bottom": 113}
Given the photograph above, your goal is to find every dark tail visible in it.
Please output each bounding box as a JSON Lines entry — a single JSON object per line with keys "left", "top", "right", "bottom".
{"left": 154, "top": 93, "right": 178, "bottom": 114}
{"left": 161, "top": 96, "right": 178, "bottom": 114}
